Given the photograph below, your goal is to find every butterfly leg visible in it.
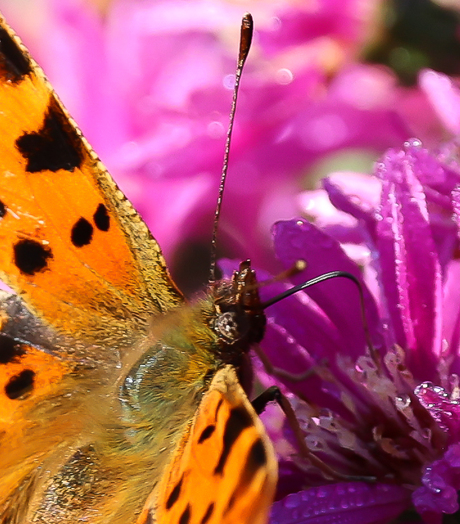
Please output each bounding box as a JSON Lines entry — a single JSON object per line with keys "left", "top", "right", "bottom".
{"left": 253, "top": 344, "right": 327, "bottom": 383}
{"left": 251, "top": 384, "right": 314, "bottom": 462}
{"left": 251, "top": 384, "right": 376, "bottom": 482}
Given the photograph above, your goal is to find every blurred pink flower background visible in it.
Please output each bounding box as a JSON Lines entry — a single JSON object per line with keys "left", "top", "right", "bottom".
{"left": 3, "top": 0, "right": 460, "bottom": 522}
{"left": 1, "top": 0, "right": 453, "bottom": 291}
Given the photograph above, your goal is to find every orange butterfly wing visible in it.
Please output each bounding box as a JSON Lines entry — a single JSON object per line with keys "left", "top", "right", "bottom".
{"left": 0, "top": 15, "right": 182, "bottom": 344}
{"left": 0, "top": 13, "right": 278, "bottom": 524}
{"left": 148, "top": 366, "right": 278, "bottom": 524}
{"left": 0, "top": 290, "right": 76, "bottom": 517}
{"left": 0, "top": 14, "right": 188, "bottom": 520}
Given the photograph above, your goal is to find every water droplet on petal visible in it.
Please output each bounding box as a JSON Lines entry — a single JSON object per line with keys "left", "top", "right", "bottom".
{"left": 404, "top": 138, "right": 422, "bottom": 148}
{"left": 284, "top": 494, "right": 299, "bottom": 509}
{"left": 207, "top": 121, "right": 225, "bottom": 139}
{"left": 223, "top": 74, "right": 235, "bottom": 90}
{"left": 421, "top": 428, "right": 432, "bottom": 440}
{"left": 276, "top": 68, "right": 293, "bottom": 85}
{"left": 395, "top": 394, "right": 411, "bottom": 409}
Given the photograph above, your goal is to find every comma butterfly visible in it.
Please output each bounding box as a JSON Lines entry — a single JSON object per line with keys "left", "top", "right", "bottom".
{"left": 0, "top": 12, "right": 277, "bottom": 524}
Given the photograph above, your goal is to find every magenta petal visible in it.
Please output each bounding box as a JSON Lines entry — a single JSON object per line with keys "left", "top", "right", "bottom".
{"left": 44, "top": 1, "right": 118, "bottom": 159}
{"left": 413, "top": 444, "right": 460, "bottom": 521}
{"left": 415, "top": 382, "right": 460, "bottom": 442}
{"left": 451, "top": 186, "right": 460, "bottom": 243}
{"left": 272, "top": 219, "right": 382, "bottom": 359}
{"left": 260, "top": 321, "right": 356, "bottom": 416}
{"left": 419, "top": 70, "right": 460, "bottom": 136}
{"left": 402, "top": 144, "right": 460, "bottom": 210}
{"left": 322, "top": 173, "right": 380, "bottom": 241}
{"left": 375, "top": 146, "right": 443, "bottom": 380}
{"left": 270, "top": 482, "right": 412, "bottom": 524}
{"left": 442, "top": 260, "right": 460, "bottom": 373}
{"left": 297, "top": 189, "right": 370, "bottom": 249}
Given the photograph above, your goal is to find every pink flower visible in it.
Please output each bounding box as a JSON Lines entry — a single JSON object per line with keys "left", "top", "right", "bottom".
{"left": 250, "top": 138, "right": 460, "bottom": 523}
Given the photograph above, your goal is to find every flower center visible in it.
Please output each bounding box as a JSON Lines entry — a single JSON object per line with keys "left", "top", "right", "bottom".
{"left": 291, "top": 345, "right": 451, "bottom": 488}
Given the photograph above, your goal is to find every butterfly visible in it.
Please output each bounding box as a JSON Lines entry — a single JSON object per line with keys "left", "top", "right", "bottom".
{"left": 0, "top": 11, "right": 277, "bottom": 524}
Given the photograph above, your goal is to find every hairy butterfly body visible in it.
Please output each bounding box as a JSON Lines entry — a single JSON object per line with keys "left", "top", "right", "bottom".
{"left": 0, "top": 12, "right": 277, "bottom": 524}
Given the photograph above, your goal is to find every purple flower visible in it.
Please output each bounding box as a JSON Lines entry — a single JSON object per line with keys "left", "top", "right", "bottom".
{"left": 419, "top": 70, "right": 460, "bottom": 136}
{"left": 252, "top": 139, "right": 460, "bottom": 523}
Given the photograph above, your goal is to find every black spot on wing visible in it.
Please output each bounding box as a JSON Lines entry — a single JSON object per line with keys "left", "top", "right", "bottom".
{"left": 0, "top": 199, "right": 6, "bottom": 218}
{"left": 16, "top": 98, "right": 84, "bottom": 173}
{"left": 237, "top": 438, "right": 267, "bottom": 491}
{"left": 200, "top": 503, "right": 214, "bottom": 524}
{"left": 71, "top": 217, "right": 93, "bottom": 247}
{"left": 225, "top": 493, "right": 236, "bottom": 514}
{"left": 247, "top": 438, "right": 267, "bottom": 471}
{"left": 223, "top": 438, "right": 269, "bottom": 518}
{"left": 0, "top": 25, "right": 32, "bottom": 83}
{"left": 179, "top": 505, "right": 191, "bottom": 524}
{"left": 166, "top": 474, "right": 183, "bottom": 510}
{"left": 214, "top": 406, "right": 253, "bottom": 476}
{"left": 198, "top": 424, "right": 215, "bottom": 444}
{"left": 14, "top": 239, "right": 52, "bottom": 275}
{"left": 93, "top": 203, "right": 110, "bottom": 232}
{"left": 5, "top": 369, "right": 35, "bottom": 399}
{"left": 0, "top": 334, "right": 24, "bottom": 364}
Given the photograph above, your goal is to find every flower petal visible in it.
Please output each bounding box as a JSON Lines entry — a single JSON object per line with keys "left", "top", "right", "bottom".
{"left": 419, "top": 70, "right": 460, "bottom": 136}
{"left": 413, "top": 443, "right": 460, "bottom": 521}
{"left": 375, "top": 146, "right": 443, "bottom": 380}
{"left": 323, "top": 172, "right": 381, "bottom": 241}
{"left": 272, "top": 218, "right": 382, "bottom": 359}
{"left": 270, "top": 482, "right": 412, "bottom": 524}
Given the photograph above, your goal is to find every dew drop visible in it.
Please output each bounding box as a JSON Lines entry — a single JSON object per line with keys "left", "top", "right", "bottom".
{"left": 223, "top": 74, "right": 235, "bottom": 90}
{"left": 269, "top": 16, "right": 282, "bottom": 31}
{"left": 349, "top": 195, "right": 364, "bottom": 207}
{"left": 120, "top": 140, "right": 141, "bottom": 164}
{"left": 284, "top": 494, "right": 299, "bottom": 509}
{"left": 414, "top": 381, "right": 433, "bottom": 394}
{"left": 404, "top": 138, "right": 422, "bottom": 149}
{"left": 305, "top": 436, "right": 323, "bottom": 450}
{"left": 276, "top": 68, "right": 294, "bottom": 85}
{"left": 421, "top": 428, "right": 432, "bottom": 440}
{"left": 395, "top": 394, "right": 411, "bottom": 409}
{"left": 207, "top": 121, "right": 225, "bottom": 139}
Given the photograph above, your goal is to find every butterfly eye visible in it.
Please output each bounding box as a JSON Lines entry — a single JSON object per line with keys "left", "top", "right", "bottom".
{"left": 215, "top": 311, "right": 246, "bottom": 342}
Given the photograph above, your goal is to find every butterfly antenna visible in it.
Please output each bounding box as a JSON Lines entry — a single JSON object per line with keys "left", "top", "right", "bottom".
{"left": 262, "top": 271, "right": 378, "bottom": 363}
{"left": 208, "top": 13, "right": 253, "bottom": 284}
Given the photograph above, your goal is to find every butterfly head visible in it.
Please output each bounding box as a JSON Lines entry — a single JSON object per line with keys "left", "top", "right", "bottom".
{"left": 208, "top": 259, "right": 265, "bottom": 363}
